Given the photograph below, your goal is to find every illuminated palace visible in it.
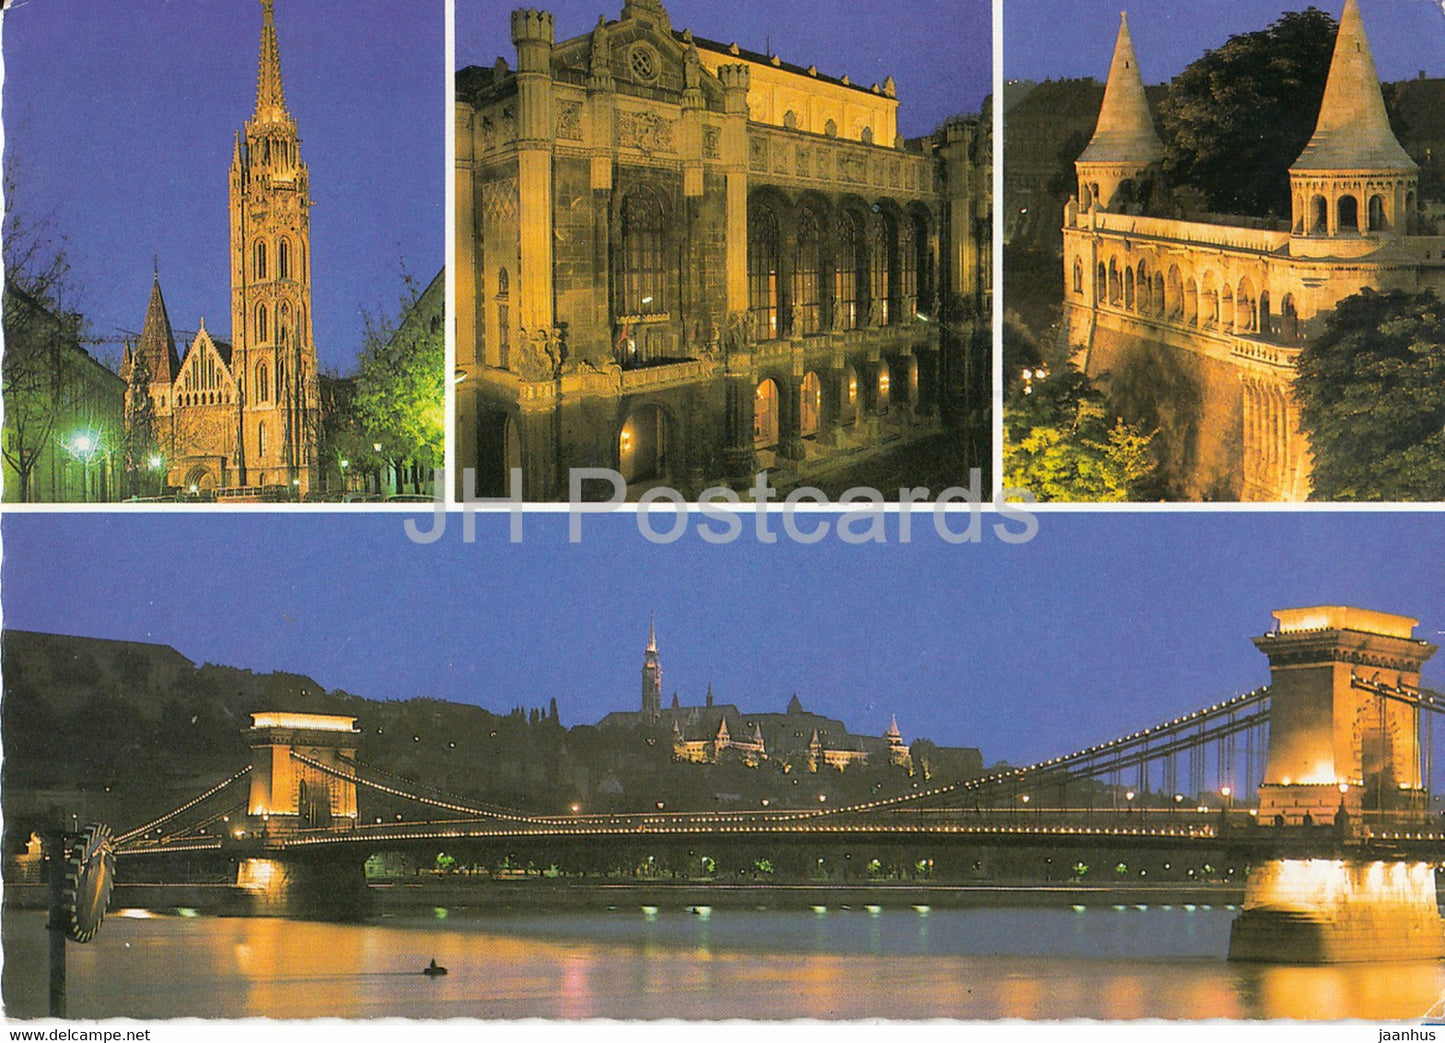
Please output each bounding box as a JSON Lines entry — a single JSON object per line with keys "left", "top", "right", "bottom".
{"left": 120, "top": 0, "right": 321, "bottom": 497}
{"left": 455, "top": 0, "right": 990, "bottom": 499}
{"left": 1063, "top": 1, "right": 1445, "bottom": 501}
{"left": 597, "top": 620, "right": 951, "bottom": 773}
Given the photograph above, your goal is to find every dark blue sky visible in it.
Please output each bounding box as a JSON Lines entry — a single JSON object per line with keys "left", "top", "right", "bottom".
{"left": 2, "top": 0, "right": 445, "bottom": 375}
{"left": 457, "top": 0, "right": 993, "bottom": 138}
{"left": 1005, "top": 0, "right": 1445, "bottom": 84}
{"left": 4, "top": 510, "right": 1443, "bottom": 774}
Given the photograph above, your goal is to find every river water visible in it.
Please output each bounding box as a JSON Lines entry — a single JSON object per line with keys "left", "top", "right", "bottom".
{"left": 4, "top": 904, "right": 1443, "bottom": 1020}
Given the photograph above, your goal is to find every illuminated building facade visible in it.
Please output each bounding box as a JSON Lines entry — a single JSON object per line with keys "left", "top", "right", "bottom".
{"left": 455, "top": 0, "right": 991, "bottom": 499}
{"left": 120, "top": 0, "right": 321, "bottom": 498}
{"left": 1062, "top": 1, "right": 1445, "bottom": 501}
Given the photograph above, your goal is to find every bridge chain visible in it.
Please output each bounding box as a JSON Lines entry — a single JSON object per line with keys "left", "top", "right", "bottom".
{"left": 114, "top": 766, "right": 253, "bottom": 846}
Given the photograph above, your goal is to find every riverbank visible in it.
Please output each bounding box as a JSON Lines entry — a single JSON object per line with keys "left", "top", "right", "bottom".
{"left": 4, "top": 877, "right": 1249, "bottom": 915}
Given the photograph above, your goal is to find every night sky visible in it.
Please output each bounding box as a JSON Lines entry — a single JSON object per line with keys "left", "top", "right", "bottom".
{"left": 4, "top": 510, "right": 1444, "bottom": 778}
{"left": 2, "top": 0, "right": 445, "bottom": 375}
{"left": 1004, "top": 0, "right": 1445, "bottom": 84}
{"left": 456, "top": 0, "right": 994, "bottom": 138}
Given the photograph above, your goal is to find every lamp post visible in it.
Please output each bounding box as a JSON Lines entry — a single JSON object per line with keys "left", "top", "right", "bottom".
{"left": 64, "top": 431, "right": 101, "bottom": 503}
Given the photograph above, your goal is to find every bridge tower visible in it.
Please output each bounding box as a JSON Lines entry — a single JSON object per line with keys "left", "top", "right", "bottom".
{"left": 1253, "top": 606, "right": 1436, "bottom": 827}
{"left": 1230, "top": 606, "right": 1443, "bottom": 964}
{"left": 246, "top": 712, "right": 360, "bottom": 833}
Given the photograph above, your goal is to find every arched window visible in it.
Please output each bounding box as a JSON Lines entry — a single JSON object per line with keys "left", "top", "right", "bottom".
{"left": 1338, "top": 194, "right": 1359, "bottom": 234}
{"left": 1073, "top": 258, "right": 1084, "bottom": 295}
{"left": 899, "top": 218, "right": 918, "bottom": 319}
{"left": 278, "top": 302, "right": 290, "bottom": 346}
{"left": 1311, "top": 196, "right": 1328, "bottom": 235}
{"left": 497, "top": 267, "right": 511, "bottom": 367}
{"left": 748, "top": 204, "right": 780, "bottom": 340}
{"left": 255, "top": 240, "right": 268, "bottom": 280}
{"left": 619, "top": 189, "right": 666, "bottom": 316}
{"left": 258, "top": 420, "right": 268, "bottom": 456}
{"left": 794, "top": 209, "right": 821, "bottom": 335}
{"left": 836, "top": 212, "right": 862, "bottom": 330}
{"left": 278, "top": 238, "right": 290, "bottom": 280}
{"left": 1368, "top": 194, "right": 1387, "bottom": 232}
{"left": 257, "top": 303, "right": 269, "bottom": 344}
{"left": 869, "top": 219, "right": 891, "bottom": 325}
{"left": 1096, "top": 261, "right": 1107, "bottom": 304}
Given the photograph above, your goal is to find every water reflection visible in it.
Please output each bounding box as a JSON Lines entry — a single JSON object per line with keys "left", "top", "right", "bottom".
{"left": 2, "top": 906, "right": 1441, "bottom": 1020}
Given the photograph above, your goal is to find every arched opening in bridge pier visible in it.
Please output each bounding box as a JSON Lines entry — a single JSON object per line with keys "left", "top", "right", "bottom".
{"left": 1184, "top": 279, "right": 1198, "bottom": 326}
{"left": 619, "top": 405, "right": 669, "bottom": 484}
{"left": 753, "top": 379, "right": 780, "bottom": 448}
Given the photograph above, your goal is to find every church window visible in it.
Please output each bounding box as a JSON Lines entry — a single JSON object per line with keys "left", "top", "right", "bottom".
{"left": 1072, "top": 259, "right": 1084, "bottom": 295}
{"left": 255, "top": 240, "right": 268, "bottom": 280}
{"left": 257, "top": 362, "right": 269, "bottom": 403}
{"left": 1311, "top": 196, "right": 1328, "bottom": 235}
{"left": 870, "top": 218, "right": 891, "bottom": 325}
{"left": 257, "top": 304, "right": 269, "bottom": 344}
{"left": 497, "top": 267, "right": 511, "bottom": 366}
{"left": 1337, "top": 194, "right": 1359, "bottom": 234}
{"left": 836, "top": 211, "right": 862, "bottom": 330}
{"left": 619, "top": 189, "right": 666, "bottom": 317}
{"left": 1096, "top": 262, "right": 1107, "bottom": 304}
{"left": 794, "top": 209, "right": 821, "bottom": 334}
{"left": 258, "top": 421, "right": 268, "bottom": 456}
{"left": 278, "top": 302, "right": 291, "bottom": 346}
{"left": 278, "top": 238, "right": 290, "bottom": 279}
{"left": 748, "top": 204, "right": 780, "bottom": 340}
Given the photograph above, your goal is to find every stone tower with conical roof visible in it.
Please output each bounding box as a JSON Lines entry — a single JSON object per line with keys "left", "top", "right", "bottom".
{"left": 1289, "top": 0, "right": 1418, "bottom": 242}
{"left": 641, "top": 616, "right": 662, "bottom": 722}
{"left": 121, "top": 273, "right": 181, "bottom": 391}
{"left": 229, "top": 0, "right": 320, "bottom": 494}
{"left": 1076, "top": 12, "right": 1163, "bottom": 214}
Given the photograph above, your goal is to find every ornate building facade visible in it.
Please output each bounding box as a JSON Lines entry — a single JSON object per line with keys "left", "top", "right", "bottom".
{"left": 1062, "top": 2, "right": 1445, "bottom": 501}
{"left": 119, "top": 0, "right": 320, "bottom": 498}
{"left": 455, "top": 0, "right": 990, "bottom": 499}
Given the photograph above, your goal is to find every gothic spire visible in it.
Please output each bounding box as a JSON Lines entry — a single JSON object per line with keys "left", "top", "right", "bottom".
{"left": 1291, "top": 0, "right": 1414, "bottom": 172}
{"left": 123, "top": 273, "right": 180, "bottom": 384}
{"left": 1078, "top": 12, "right": 1163, "bottom": 166}
{"left": 253, "top": 0, "right": 291, "bottom": 126}
{"left": 647, "top": 613, "right": 657, "bottom": 653}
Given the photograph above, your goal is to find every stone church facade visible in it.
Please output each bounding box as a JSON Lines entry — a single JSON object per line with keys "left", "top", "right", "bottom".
{"left": 1062, "top": 1, "right": 1445, "bottom": 501}
{"left": 120, "top": 0, "right": 320, "bottom": 499}
{"left": 455, "top": 0, "right": 990, "bottom": 500}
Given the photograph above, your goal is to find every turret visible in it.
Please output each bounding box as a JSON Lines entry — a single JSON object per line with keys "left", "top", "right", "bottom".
{"left": 1076, "top": 13, "right": 1163, "bottom": 213}
{"left": 1289, "top": 0, "right": 1417, "bottom": 239}
{"left": 640, "top": 616, "right": 662, "bottom": 721}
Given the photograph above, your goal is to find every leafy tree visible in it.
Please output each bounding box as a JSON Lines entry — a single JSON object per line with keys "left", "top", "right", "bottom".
{"left": 1158, "top": 8, "right": 1337, "bottom": 218}
{"left": 352, "top": 272, "right": 444, "bottom": 490}
{"left": 1004, "top": 363, "right": 1157, "bottom": 502}
{"left": 2, "top": 202, "right": 94, "bottom": 502}
{"left": 1295, "top": 288, "right": 1445, "bottom": 500}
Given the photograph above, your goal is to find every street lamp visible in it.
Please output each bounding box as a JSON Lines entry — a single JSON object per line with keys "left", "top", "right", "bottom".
{"left": 64, "top": 431, "right": 101, "bottom": 503}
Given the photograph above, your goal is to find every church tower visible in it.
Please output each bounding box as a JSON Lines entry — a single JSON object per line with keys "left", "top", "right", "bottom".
{"left": 1076, "top": 13, "right": 1163, "bottom": 214}
{"left": 641, "top": 616, "right": 662, "bottom": 722}
{"left": 230, "top": 0, "right": 320, "bottom": 494}
{"left": 1289, "top": 0, "right": 1417, "bottom": 243}
{"left": 120, "top": 273, "right": 182, "bottom": 429}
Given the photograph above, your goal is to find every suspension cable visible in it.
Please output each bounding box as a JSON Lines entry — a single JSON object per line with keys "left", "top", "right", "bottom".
{"left": 115, "top": 766, "right": 253, "bottom": 845}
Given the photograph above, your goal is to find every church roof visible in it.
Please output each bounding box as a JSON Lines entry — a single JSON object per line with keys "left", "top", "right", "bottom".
{"left": 1291, "top": 0, "right": 1415, "bottom": 173}
{"left": 1077, "top": 13, "right": 1164, "bottom": 167}
{"left": 121, "top": 275, "right": 181, "bottom": 385}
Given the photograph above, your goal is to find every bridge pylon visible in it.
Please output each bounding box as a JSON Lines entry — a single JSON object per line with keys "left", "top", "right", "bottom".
{"left": 246, "top": 713, "right": 361, "bottom": 835}
{"left": 1252, "top": 606, "right": 1437, "bottom": 827}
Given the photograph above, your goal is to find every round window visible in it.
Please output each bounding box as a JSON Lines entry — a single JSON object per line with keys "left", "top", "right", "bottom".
{"left": 629, "top": 44, "right": 658, "bottom": 83}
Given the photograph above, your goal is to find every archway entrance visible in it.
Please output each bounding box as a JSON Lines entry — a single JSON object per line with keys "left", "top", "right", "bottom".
{"left": 754, "top": 379, "right": 780, "bottom": 448}
{"left": 800, "top": 372, "right": 821, "bottom": 438}
{"left": 620, "top": 405, "right": 669, "bottom": 484}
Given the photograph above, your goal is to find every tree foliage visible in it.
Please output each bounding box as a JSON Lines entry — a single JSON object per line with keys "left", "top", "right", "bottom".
{"left": 2, "top": 196, "right": 99, "bottom": 502}
{"left": 1158, "top": 8, "right": 1337, "bottom": 218}
{"left": 1004, "top": 363, "right": 1157, "bottom": 502}
{"left": 122, "top": 348, "right": 160, "bottom": 497}
{"left": 352, "top": 272, "right": 444, "bottom": 477}
{"left": 1295, "top": 289, "right": 1445, "bottom": 501}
